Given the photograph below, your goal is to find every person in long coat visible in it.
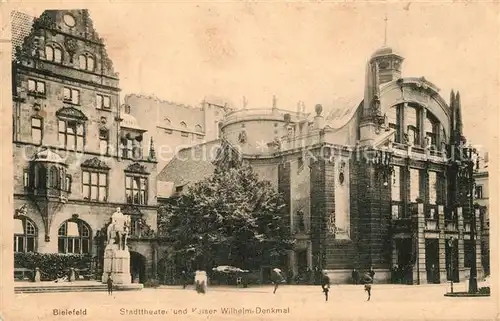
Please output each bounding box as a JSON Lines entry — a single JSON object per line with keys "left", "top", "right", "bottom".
{"left": 271, "top": 268, "right": 285, "bottom": 294}
{"left": 362, "top": 272, "right": 373, "bottom": 301}
{"left": 321, "top": 271, "right": 331, "bottom": 302}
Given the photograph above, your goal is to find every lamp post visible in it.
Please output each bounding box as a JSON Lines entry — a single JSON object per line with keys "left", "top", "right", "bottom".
{"left": 456, "top": 144, "right": 479, "bottom": 293}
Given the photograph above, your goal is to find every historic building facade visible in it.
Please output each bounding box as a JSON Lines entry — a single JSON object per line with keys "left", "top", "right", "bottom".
{"left": 158, "top": 46, "right": 487, "bottom": 284}
{"left": 12, "top": 10, "right": 159, "bottom": 283}
{"left": 124, "top": 94, "right": 231, "bottom": 171}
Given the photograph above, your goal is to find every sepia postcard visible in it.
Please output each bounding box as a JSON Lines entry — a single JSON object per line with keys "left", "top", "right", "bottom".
{"left": 0, "top": 1, "right": 498, "bottom": 320}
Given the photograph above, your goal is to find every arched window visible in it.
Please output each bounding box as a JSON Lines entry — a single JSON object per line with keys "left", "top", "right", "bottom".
{"left": 195, "top": 124, "right": 203, "bottom": 133}
{"left": 14, "top": 216, "right": 37, "bottom": 252}
{"left": 79, "top": 53, "right": 95, "bottom": 71}
{"left": 45, "top": 45, "right": 63, "bottom": 63}
{"left": 58, "top": 220, "right": 91, "bottom": 254}
{"left": 180, "top": 121, "right": 187, "bottom": 128}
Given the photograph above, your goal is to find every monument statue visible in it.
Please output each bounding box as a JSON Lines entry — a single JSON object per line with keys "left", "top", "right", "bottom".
{"left": 106, "top": 207, "right": 131, "bottom": 250}
{"left": 102, "top": 207, "right": 132, "bottom": 285}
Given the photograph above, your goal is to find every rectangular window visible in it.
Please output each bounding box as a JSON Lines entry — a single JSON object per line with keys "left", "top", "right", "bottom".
{"left": 63, "top": 87, "right": 80, "bottom": 105}
{"left": 125, "top": 176, "right": 148, "bottom": 205}
{"left": 28, "top": 79, "right": 45, "bottom": 95}
{"left": 391, "top": 166, "right": 402, "bottom": 201}
{"left": 121, "top": 138, "right": 134, "bottom": 158}
{"left": 31, "top": 117, "right": 43, "bottom": 145}
{"left": 26, "top": 237, "right": 35, "bottom": 252}
{"left": 429, "top": 171, "right": 437, "bottom": 205}
{"left": 476, "top": 185, "right": 483, "bottom": 199}
{"left": 410, "top": 168, "right": 421, "bottom": 202}
{"left": 181, "top": 132, "right": 189, "bottom": 137}
{"left": 58, "top": 120, "right": 85, "bottom": 151}
{"left": 82, "top": 170, "right": 108, "bottom": 202}
{"left": 298, "top": 157, "right": 304, "bottom": 172}
{"left": 97, "top": 94, "right": 111, "bottom": 109}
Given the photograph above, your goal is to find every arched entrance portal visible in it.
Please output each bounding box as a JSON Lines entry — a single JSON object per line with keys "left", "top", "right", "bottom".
{"left": 130, "top": 251, "right": 146, "bottom": 284}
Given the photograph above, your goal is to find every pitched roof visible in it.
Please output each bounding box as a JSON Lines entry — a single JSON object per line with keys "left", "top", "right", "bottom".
{"left": 157, "top": 140, "right": 223, "bottom": 186}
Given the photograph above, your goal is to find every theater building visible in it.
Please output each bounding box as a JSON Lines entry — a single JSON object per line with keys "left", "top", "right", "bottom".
{"left": 158, "top": 46, "right": 487, "bottom": 284}
{"left": 12, "top": 10, "right": 159, "bottom": 283}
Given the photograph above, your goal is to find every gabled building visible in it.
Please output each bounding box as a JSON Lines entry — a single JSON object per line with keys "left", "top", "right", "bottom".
{"left": 12, "top": 10, "right": 158, "bottom": 283}
{"left": 158, "top": 45, "right": 487, "bottom": 284}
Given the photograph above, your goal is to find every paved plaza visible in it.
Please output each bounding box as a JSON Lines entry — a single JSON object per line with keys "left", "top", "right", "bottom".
{"left": 5, "top": 282, "right": 496, "bottom": 321}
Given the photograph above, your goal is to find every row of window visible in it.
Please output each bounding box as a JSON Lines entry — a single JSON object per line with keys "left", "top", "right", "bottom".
{"left": 31, "top": 119, "right": 143, "bottom": 159}
{"left": 44, "top": 45, "right": 95, "bottom": 72}
{"left": 391, "top": 166, "right": 445, "bottom": 204}
{"left": 24, "top": 168, "right": 149, "bottom": 205}
{"left": 14, "top": 217, "right": 142, "bottom": 254}
{"left": 27, "top": 79, "right": 111, "bottom": 109}
{"left": 163, "top": 118, "right": 204, "bottom": 132}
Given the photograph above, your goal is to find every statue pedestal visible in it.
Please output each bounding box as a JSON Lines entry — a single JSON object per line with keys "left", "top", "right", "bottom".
{"left": 101, "top": 244, "right": 131, "bottom": 285}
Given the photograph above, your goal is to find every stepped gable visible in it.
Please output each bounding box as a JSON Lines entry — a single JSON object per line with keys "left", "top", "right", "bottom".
{"left": 14, "top": 9, "right": 117, "bottom": 77}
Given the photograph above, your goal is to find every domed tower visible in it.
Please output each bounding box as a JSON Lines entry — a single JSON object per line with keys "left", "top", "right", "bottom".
{"left": 369, "top": 46, "right": 404, "bottom": 85}
{"left": 359, "top": 45, "right": 404, "bottom": 145}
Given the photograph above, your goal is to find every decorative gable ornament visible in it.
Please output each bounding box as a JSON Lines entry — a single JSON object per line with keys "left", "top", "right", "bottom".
{"left": 56, "top": 106, "right": 88, "bottom": 121}
{"left": 80, "top": 157, "right": 110, "bottom": 170}
{"left": 125, "top": 162, "right": 148, "bottom": 174}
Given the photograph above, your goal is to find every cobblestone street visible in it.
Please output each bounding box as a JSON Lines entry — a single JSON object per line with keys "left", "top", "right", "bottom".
{"left": 6, "top": 282, "right": 496, "bottom": 321}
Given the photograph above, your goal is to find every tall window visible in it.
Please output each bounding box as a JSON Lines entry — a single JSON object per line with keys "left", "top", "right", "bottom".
{"left": 27, "top": 79, "right": 46, "bottom": 95}
{"left": 45, "top": 45, "right": 62, "bottom": 63}
{"left": 429, "top": 171, "right": 437, "bottom": 205}
{"left": 120, "top": 138, "right": 133, "bottom": 159}
{"left": 129, "top": 216, "right": 140, "bottom": 236}
{"left": 124, "top": 105, "right": 131, "bottom": 114}
{"left": 31, "top": 117, "right": 43, "bottom": 145}
{"left": 410, "top": 168, "right": 421, "bottom": 202}
{"left": 386, "top": 105, "right": 401, "bottom": 143}
{"left": 99, "top": 129, "right": 109, "bottom": 155}
{"left": 58, "top": 120, "right": 85, "bottom": 151}
{"left": 58, "top": 220, "right": 91, "bottom": 254}
{"left": 63, "top": 87, "right": 80, "bottom": 105}
{"left": 23, "top": 170, "right": 29, "bottom": 188}
{"left": 96, "top": 94, "right": 111, "bottom": 109}
{"left": 79, "top": 54, "right": 95, "bottom": 71}
{"left": 126, "top": 176, "right": 148, "bottom": 205}
{"left": 82, "top": 171, "right": 108, "bottom": 202}
{"left": 391, "top": 166, "right": 402, "bottom": 201}
{"left": 406, "top": 105, "right": 420, "bottom": 146}
{"left": 49, "top": 166, "right": 59, "bottom": 188}
{"left": 14, "top": 217, "right": 37, "bottom": 252}
{"left": 425, "top": 113, "right": 439, "bottom": 147}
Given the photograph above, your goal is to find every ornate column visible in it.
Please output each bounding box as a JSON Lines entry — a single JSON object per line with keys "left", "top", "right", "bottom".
{"left": 474, "top": 208, "right": 484, "bottom": 280}
{"left": 438, "top": 205, "right": 448, "bottom": 283}
{"left": 413, "top": 202, "right": 427, "bottom": 284}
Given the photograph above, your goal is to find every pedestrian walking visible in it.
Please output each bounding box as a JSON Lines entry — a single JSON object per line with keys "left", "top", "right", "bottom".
{"left": 321, "top": 271, "right": 330, "bottom": 302}
{"left": 180, "top": 270, "right": 187, "bottom": 289}
{"left": 106, "top": 273, "right": 113, "bottom": 296}
{"left": 362, "top": 272, "right": 373, "bottom": 301}
{"left": 352, "top": 268, "right": 359, "bottom": 285}
{"left": 271, "top": 268, "right": 285, "bottom": 294}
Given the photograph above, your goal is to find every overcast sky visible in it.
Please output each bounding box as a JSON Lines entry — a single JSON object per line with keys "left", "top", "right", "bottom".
{"left": 15, "top": 2, "right": 498, "bottom": 151}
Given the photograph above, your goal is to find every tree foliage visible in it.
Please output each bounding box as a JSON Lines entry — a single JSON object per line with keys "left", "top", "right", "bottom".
{"left": 158, "top": 163, "right": 294, "bottom": 271}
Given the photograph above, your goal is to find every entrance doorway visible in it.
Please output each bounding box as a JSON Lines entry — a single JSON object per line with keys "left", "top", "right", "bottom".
{"left": 130, "top": 251, "right": 146, "bottom": 284}
{"left": 296, "top": 249, "right": 308, "bottom": 284}
{"left": 395, "top": 238, "right": 413, "bottom": 284}
{"left": 445, "top": 239, "right": 459, "bottom": 282}
{"left": 425, "top": 239, "right": 439, "bottom": 283}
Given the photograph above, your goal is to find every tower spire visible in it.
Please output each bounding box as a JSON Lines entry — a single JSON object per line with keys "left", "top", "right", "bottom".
{"left": 455, "top": 91, "right": 464, "bottom": 144}
{"left": 384, "top": 13, "right": 388, "bottom": 46}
